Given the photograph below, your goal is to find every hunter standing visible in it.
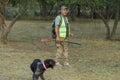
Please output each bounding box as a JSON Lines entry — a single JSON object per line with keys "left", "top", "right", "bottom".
{"left": 54, "top": 6, "right": 74, "bottom": 67}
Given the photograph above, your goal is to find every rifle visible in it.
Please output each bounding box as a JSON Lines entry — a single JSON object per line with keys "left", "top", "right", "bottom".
{"left": 40, "top": 38, "right": 81, "bottom": 45}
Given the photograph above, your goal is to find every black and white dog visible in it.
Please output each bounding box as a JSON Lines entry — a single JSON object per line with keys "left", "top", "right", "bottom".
{"left": 30, "top": 59, "right": 55, "bottom": 80}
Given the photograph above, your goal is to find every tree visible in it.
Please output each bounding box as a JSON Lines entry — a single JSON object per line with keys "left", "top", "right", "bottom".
{"left": 110, "top": 0, "right": 120, "bottom": 38}
{"left": 88, "top": 0, "right": 120, "bottom": 39}
{"left": 0, "top": 0, "right": 30, "bottom": 45}
{"left": 66, "top": 0, "right": 120, "bottom": 39}
{"left": 0, "top": 0, "right": 9, "bottom": 45}
{"left": 37, "top": 0, "right": 63, "bottom": 16}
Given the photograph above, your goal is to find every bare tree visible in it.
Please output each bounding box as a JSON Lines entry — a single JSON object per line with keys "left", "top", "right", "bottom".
{"left": 110, "top": 0, "right": 120, "bottom": 38}
{"left": 0, "top": 0, "right": 28, "bottom": 45}
{"left": 0, "top": 0, "right": 9, "bottom": 45}
{"left": 91, "top": 0, "right": 120, "bottom": 40}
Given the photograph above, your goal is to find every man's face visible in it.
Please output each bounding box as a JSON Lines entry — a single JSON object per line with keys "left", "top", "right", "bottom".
{"left": 61, "top": 9, "right": 68, "bottom": 16}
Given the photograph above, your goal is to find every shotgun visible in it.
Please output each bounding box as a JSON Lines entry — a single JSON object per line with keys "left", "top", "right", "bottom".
{"left": 40, "top": 38, "right": 81, "bottom": 45}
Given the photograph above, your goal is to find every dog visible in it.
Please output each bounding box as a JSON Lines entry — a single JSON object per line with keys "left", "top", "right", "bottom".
{"left": 30, "top": 59, "right": 56, "bottom": 80}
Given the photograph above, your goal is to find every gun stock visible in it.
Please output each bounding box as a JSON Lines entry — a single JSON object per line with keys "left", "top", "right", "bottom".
{"left": 41, "top": 38, "right": 53, "bottom": 42}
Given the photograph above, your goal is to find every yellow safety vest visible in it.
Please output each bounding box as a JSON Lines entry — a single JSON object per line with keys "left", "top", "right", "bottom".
{"left": 59, "top": 15, "right": 70, "bottom": 38}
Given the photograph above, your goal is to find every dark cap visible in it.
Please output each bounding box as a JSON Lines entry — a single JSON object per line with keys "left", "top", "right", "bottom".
{"left": 61, "top": 6, "right": 68, "bottom": 10}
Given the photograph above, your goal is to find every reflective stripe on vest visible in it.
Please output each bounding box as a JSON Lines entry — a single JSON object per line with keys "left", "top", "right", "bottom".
{"left": 59, "top": 16, "right": 70, "bottom": 38}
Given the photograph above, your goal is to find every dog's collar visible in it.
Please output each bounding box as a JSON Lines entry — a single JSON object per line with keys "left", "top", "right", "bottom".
{"left": 42, "top": 61, "right": 47, "bottom": 70}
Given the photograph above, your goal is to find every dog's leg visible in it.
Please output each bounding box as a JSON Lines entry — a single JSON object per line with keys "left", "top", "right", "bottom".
{"left": 32, "top": 74, "right": 34, "bottom": 80}
{"left": 35, "top": 62, "right": 41, "bottom": 75}
{"left": 33, "top": 73, "right": 39, "bottom": 80}
{"left": 40, "top": 74, "right": 45, "bottom": 80}
{"left": 33, "top": 62, "right": 41, "bottom": 80}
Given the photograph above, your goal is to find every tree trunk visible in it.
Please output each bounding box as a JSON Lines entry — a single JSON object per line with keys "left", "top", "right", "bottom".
{"left": 48, "top": 5, "right": 54, "bottom": 16}
{"left": 0, "top": 0, "right": 9, "bottom": 45}
{"left": 95, "top": 11, "right": 111, "bottom": 39}
{"left": 39, "top": 0, "right": 48, "bottom": 17}
{"left": 0, "top": 13, "right": 6, "bottom": 44}
{"left": 0, "top": 0, "right": 9, "bottom": 15}
{"left": 110, "top": 1, "right": 120, "bottom": 38}
{"left": 48, "top": 2, "right": 60, "bottom": 16}
{"left": 105, "top": 4, "right": 109, "bottom": 19}
{"left": 77, "top": 4, "right": 81, "bottom": 17}
{"left": 69, "top": 4, "right": 76, "bottom": 21}
{"left": 0, "top": 0, "right": 28, "bottom": 44}
{"left": 102, "top": 19, "right": 111, "bottom": 39}
{"left": 1, "top": 14, "right": 20, "bottom": 44}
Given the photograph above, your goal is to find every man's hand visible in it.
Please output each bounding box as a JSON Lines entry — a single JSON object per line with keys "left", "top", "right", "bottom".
{"left": 56, "top": 36, "right": 61, "bottom": 43}
{"left": 70, "top": 33, "right": 74, "bottom": 37}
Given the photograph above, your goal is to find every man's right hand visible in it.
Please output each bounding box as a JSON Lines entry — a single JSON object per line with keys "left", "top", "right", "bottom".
{"left": 56, "top": 37, "right": 61, "bottom": 43}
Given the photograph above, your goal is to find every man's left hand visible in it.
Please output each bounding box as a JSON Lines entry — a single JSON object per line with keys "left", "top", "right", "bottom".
{"left": 70, "top": 33, "right": 74, "bottom": 37}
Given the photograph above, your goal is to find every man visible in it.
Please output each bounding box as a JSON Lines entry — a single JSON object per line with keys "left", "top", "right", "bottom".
{"left": 54, "top": 6, "right": 74, "bottom": 67}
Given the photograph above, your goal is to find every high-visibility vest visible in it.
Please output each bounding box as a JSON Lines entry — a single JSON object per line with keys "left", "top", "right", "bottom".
{"left": 59, "top": 15, "right": 70, "bottom": 38}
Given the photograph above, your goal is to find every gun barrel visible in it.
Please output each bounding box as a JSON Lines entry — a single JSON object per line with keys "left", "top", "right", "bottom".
{"left": 66, "top": 41, "right": 81, "bottom": 45}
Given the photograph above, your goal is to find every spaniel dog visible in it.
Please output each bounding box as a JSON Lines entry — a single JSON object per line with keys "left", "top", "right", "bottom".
{"left": 30, "top": 59, "right": 55, "bottom": 80}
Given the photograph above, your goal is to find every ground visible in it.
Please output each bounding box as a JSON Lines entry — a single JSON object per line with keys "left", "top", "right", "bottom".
{"left": 0, "top": 20, "right": 120, "bottom": 80}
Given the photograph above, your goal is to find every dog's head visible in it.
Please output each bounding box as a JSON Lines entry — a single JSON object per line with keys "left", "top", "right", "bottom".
{"left": 44, "top": 59, "right": 56, "bottom": 69}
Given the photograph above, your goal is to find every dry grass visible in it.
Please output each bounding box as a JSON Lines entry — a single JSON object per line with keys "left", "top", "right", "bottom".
{"left": 0, "top": 20, "right": 120, "bottom": 80}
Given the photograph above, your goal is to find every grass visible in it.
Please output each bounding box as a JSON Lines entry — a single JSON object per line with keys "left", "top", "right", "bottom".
{"left": 0, "top": 20, "right": 120, "bottom": 80}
